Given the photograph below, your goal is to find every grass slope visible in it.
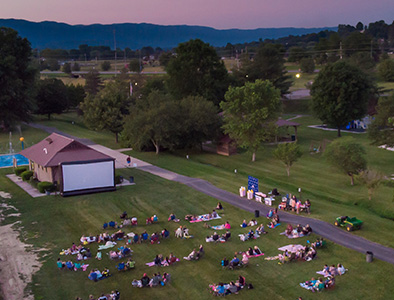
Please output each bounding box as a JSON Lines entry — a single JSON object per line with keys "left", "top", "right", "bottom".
{"left": 1, "top": 167, "right": 393, "bottom": 300}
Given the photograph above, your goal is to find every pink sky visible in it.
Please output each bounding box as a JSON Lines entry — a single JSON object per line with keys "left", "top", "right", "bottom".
{"left": 1, "top": 0, "right": 393, "bottom": 29}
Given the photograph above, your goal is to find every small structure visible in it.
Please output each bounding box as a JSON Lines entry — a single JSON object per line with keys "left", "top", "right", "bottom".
{"left": 216, "top": 134, "right": 237, "bottom": 156}
{"left": 275, "top": 119, "right": 301, "bottom": 142}
{"left": 20, "top": 133, "right": 115, "bottom": 196}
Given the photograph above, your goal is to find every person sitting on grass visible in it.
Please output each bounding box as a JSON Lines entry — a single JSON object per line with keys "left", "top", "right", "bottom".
{"left": 230, "top": 255, "right": 240, "bottom": 268}
{"left": 253, "top": 246, "right": 262, "bottom": 255}
{"left": 256, "top": 224, "right": 267, "bottom": 235}
{"left": 236, "top": 275, "right": 246, "bottom": 289}
{"left": 215, "top": 283, "right": 226, "bottom": 296}
{"left": 226, "top": 281, "right": 238, "bottom": 295}
{"left": 302, "top": 224, "right": 312, "bottom": 235}
{"left": 212, "top": 232, "right": 219, "bottom": 242}
{"left": 222, "top": 230, "right": 231, "bottom": 241}
{"left": 126, "top": 259, "right": 135, "bottom": 269}
{"left": 285, "top": 224, "right": 293, "bottom": 236}
{"left": 268, "top": 215, "right": 280, "bottom": 228}
{"left": 241, "top": 253, "right": 249, "bottom": 266}
{"left": 161, "top": 228, "right": 170, "bottom": 238}
{"left": 133, "top": 233, "right": 140, "bottom": 244}
{"left": 311, "top": 277, "right": 325, "bottom": 292}
{"left": 150, "top": 273, "right": 161, "bottom": 287}
{"left": 150, "top": 232, "right": 159, "bottom": 244}
{"left": 162, "top": 272, "right": 171, "bottom": 284}
{"left": 241, "top": 220, "right": 248, "bottom": 228}
{"left": 329, "top": 264, "right": 338, "bottom": 276}
{"left": 247, "top": 229, "right": 255, "bottom": 239}
{"left": 337, "top": 263, "right": 346, "bottom": 275}
{"left": 184, "top": 249, "right": 197, "bottom": 261}
{"left": 199, "top": 244, "right": 204, "bottom": 254}
{"left": 88, "top": 269, "right": 98, "bottom": 281}
{"left": 216, "top": 202, "right": 223, "bottom": 210}
{"left": 131, "top": 217, "right": 138, "bottom": 226}
{"left": 221, "top": 257, "right": 229, "bottom": 268}
{"left": 141, "top": 273, "right": 150, "bottom": 287}
{"left": 154, "top": 254, "right": 162, "bottom": 266}
{"left": 248, "top": 219, "right": 258, "bottom": 227}
{"left": 141, "top": 231, "right": 149, "bottom": 242}
{"left": 175, "top": 226, "right": 183, "bottom": 238}
{"left": 66, "top": 260, "right": 74, "bottom": 270}
{"left": 57, "top": 258, "right": 65, "bottom": 269}
{"left": 168, "top": 213, "right": 179, "bottom": 222}
{"left": 120, "top": 211, "right": 127, "bottom": 219}
{"left": 212, "top": 210, "right": 218, "bottom": 218}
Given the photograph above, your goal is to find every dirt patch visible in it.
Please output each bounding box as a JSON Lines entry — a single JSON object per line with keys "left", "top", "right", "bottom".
{"left": 0, "top": 223, "right": 41, "bottom": 300}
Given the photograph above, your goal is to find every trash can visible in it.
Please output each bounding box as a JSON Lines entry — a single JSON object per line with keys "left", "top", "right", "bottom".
{"left": 254, "top": 210, "right": 260, "bottom": 218}
{"left": 366, "top": 251, "right": 373, "bottom": 263}
{"left": 129, "top": 176, "right": 134, "bottom": 183}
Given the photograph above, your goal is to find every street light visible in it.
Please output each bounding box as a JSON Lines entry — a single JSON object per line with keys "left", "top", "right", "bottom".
{"left": 295, "top": 73, "right": 301, "bottom": 79}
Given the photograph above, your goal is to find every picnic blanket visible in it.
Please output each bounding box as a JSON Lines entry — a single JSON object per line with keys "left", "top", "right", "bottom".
{"left": 268, "top": 223, "right": 281, "bottom": 229}
{"left": 238, "top": 233, "right": 260, "bottom": 242}
{"left": 299, "top": 282, "right": 314, "bottom": 290}
{"left": 190, "top": 214, "right": 221, "bottom": 223}
{"left": 280, "top": 231, "right": 304, "bottom": 239}
{"left": 210, "top": 224, "right": 226, "bottom": 230}
{"left": 145, "top": 258, "right": 180, "bottom": 267}
{"left": 264, "top": 256, "right": 280, "bottom": 260}
{"left": 278, "top": 244, "right": 305, "bottom": 253}
{"left": 246, "top": 253, "right": 264, "bottom": 258}
{"left": 316, "top": 271, "right": 331, "bottom": 278}
{"left": 205, "top": 237, "right": 226, "bottom": 243}
{"left": 59, "top": 249, "right": 79, "bottom": 256}
{"left": 98, "top": 241, "right": 117, "bottom": 250}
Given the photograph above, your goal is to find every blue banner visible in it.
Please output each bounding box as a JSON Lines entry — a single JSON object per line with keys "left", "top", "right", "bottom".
{"left": 248, "top": 176, "right": 259, "bottom": 194}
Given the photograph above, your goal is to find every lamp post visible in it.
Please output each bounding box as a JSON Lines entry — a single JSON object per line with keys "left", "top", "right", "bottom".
{"left": 20, "top": 137, "right": 24, "bottom": 150}
{"left": 298, "top": 187, "right": 302, "bottom": 201}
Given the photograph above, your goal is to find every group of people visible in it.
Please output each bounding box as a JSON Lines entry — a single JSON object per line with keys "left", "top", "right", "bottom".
{"left": 183, "top": 245, "right": 204, "bottom": 260}
{"left": 301, "top": 276, "right": 335, "bottom": 292}
{"left": 126, "top": 230, "right": 168, "bottom": 245}
{"left": 108, "top": 246, "right": 132, "bottom": 260}
{"left": 240, "top": 219, "right": 258, "bottom": 228}
{"left": 146, "top": 215, "right": 159, "bottom": 224}
{"left": 174, "top": 226, "right": 191, "bottom": 238}
{"left": 153, "top": 253, "right": 178, "bottom": 266}
{"left": 57, "top": 258, "right": 89, "bottom": 271}
{"left": 209, "top": 275, "right": 248, "bottom": 296}
{"left": 267, "top": 209, "right": 280, "bottom": 228}
{"left": 88, "top": 268, "right": 110, "bottom": 281}
{"left": 284, "top": 223, "right": 313, "bottom": 238}
{"left": 132, "top": 272, "right": 171, "bottom": 288}
{"left": 278, "top": 244, "right": 317, "bottom": 264}
{"left": 206, "top": 230, "right": 231, "bottom": 243}
{"left": 320, "top": 263, "right": 347, "bottom": 277}
{"left": 278, "top": 195, "right": 311, "bottom": 214}
{"left": 116, "top": 258, "right": 135, "bottom": 271}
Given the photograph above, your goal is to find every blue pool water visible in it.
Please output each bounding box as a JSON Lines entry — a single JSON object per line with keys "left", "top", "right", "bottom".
{"left": 0, "top": 154, "right": 29, "bottom": 168}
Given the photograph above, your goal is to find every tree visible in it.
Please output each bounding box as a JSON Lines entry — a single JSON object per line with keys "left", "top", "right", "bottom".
{"left": 62, "top": 62, "right": 72, "bottom": 74}
{"left": 324, "top": 137, "right": 367, "bottom": 185}
{"left": 356, "top": 169, "right": 384, "bottom": 200}
{"left": 0, "top": 27, "right": 37, "bottom": 129}
{"left": 377, "top": 59, "right": 394, "bottom": 81}
{"left": 80, "top": 80, "right": 129, "bottom": 143}
{"left": 235, "top": 43, "right": 292, "bottom": 95}
{"left": 220, "top": 79, "right": 282, "bottom": 162}
{"left": 101, "top": 61, "right": 111, "bottom": 71}
{"left": 159, "top": 52, "right": 172, "bottom": 67}
{"left": 311, "top": 61, "right": 375, "bottom": 137}
{"left": 288, "top": 46, "right": 309, "bottom": 63}
{"left": 368, "top": 94, "right": 394, "bottom": 146}
{"left": 274, "top": 142, "right": 303, "bottom": 176}
{"left": 84, "top": 70, "right": 102, "bottom": 95}
{"left": 300, "top": 57, "right": 315, "bottom": 73}
{"left": 34, "top": 78, "right": 68, "bottom": 120}
{"left": 46, "top": 58, "right": 60, "bottom": 71}
{"left": 72, "top": 62, "right": 80, "bottom": 72}
{"left": 122, "top": 91, "right": 180, "bottom": 154}
{"left": 176, "top": 96, "right": 221, "bottom": 149}
{"left": 166, "top": 39, "right": 229, "bottom": 105}
{"left": 356, "top": 22, "right": 364, "bottom": 31}
{"left": 129, "top": 59, "right": 142, "bottom": 73}
{"left": 66, "top": 84, "right": 86, "bottom": 108}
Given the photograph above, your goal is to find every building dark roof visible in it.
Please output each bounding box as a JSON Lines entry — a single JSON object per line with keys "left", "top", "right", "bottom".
{"left": 276, "top": 119, "right": 301, "bottom": 127}
{"left": 20, "top": 133, "right": 113, "bottom": 167}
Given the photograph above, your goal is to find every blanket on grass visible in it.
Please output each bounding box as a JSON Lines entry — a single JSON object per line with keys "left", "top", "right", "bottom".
{"left": 278, "top": 244, "right": 305, "bottom": 253}
{"left": 190, "top": 214, "right": 221, "bottom": 223}
{"left": 238, "top": 233, "right": 260, "bottom": 242}
{"left": 299, "top": 282, "right": 314, "bottom": 290}
{"left": 280, "top": 231, "right": 304, "bottom": 239}
{"left": 145, "top": 258, "right": 180, "bottom": 267}
{"left": 98, "top": 241, "right": 117, "bottom": 250}
{"left": 268, "top": 223, "right": 281, "bottom": 229}
{"left": 246, "top": 253, "right": 264, "bottom": 258}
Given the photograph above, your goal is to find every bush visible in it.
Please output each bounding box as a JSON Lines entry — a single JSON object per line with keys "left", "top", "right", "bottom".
{"left": 14, "top": 166, "right": 28, "bottom": 176}
{"left": 21, "top": 170, "right": 33, "bottom": 181}
{"left": 37, "top": 181, "right": 55, "bottom": 193}
{"left": 29, "top": 176, "right": 39, "bottom": 188}
{"left": 115, "top": 174, "right": 123, "bottom": 185}
{"left": 101, "top": 61, "right": 111, "bottom": 71}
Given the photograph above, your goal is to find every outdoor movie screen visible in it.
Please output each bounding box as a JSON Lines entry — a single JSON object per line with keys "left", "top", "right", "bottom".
{"left": 61, "top": 160, "right": 114, "bottom": 193}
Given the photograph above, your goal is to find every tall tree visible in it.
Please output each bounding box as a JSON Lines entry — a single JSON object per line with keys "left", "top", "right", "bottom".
{"left": 274, "top": 142, "right": 303, "bottom": 176}
{"left": 377, "top": 59, "right": 394, "bottom": 81}
{"left": 220, "top": 79, "right": 281, "bottom": 162}
{"left": 101, "top": 61, "right": 111, "bottom": 71}
{"left": 80, "top": 80, "right": 129, "bottom": 143}
{"left": 34, "top": 78, "right": 68, "bottom": 120}
{"left": 166, "top": 39, "right": 229, "bottom": 105}
{"left": 325, "top": 137, "right": 367, "bottom": 185}
{"left": 62, "top": 62, "right": 72, "bottom": 74}
{"left": 0, "top": 27, "right": 37, "bottom": 129}
{"left": 368, "top": 94, "right": 394, "bottom": 146}
{"left": 356, "top": 169, "right": 384, "bottom": 201}
{"left": 310, "top": 60, "right": 375, "bottom": 137}
{"left": 66, "top": 84, "right": 86, "bottom": 108}
{"left": 122, "top": 91, "right": 180, "bottom": 154}
{"left": 235, "top": 43, "right": 292, "bottom": 95}
{"left": 84, "top": 70, "right": 102, "bottom": 95}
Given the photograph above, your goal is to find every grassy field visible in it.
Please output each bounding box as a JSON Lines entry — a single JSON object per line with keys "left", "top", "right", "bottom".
{"left": 1, "top": 166, "right": 393, "bottom": 300}
{"left": 125, "top": 115, "right": 394, "bottom": 248}
{"left": 31, "top": 112, "right": 120, "bottom": 149}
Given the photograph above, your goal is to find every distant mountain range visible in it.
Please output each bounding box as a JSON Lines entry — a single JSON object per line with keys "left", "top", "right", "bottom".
{"left": 0, "top": 19, "right": 336, "bottom": 49}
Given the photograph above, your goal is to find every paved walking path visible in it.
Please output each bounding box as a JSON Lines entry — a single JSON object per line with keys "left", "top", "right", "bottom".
{"left": 24, "top": 123, "right": 394, "bottom": 265}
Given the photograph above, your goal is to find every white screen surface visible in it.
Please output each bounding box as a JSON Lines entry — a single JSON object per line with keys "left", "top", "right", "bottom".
{"left": 62, "top": 161, "right": 114, "bottom": 192}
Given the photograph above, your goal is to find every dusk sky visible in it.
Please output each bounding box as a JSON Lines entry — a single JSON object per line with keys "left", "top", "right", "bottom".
{"left": 1, "top": 0, "right": 393, "bottom": 29}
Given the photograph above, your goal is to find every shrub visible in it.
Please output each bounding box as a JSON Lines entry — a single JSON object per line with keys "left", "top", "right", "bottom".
{"left": 115, "top": 174, "right": 123, "bottom": 185}
{"left": 29, "top": 176, "right": 39, "bottom": 188}
{"left": 37, "top": 181, "right": 55, "bottom": 193}
{"left": 14, "top": 166, "right": 28, "bottom": 176}
{"left": 21, "top": 170, "right": 33, "bottom": 181}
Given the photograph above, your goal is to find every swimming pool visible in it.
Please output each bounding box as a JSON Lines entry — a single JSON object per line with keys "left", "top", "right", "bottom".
{"left": 0, "top": 154, "right": 29, "bottom": 168}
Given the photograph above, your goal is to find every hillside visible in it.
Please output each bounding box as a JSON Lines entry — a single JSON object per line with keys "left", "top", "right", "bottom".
{"left": 0, "top": 18, "right": 336, "bottom": 49}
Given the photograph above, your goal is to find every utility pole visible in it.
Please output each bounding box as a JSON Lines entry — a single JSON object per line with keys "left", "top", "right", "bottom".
{"left": 339, "top": 42, "right": 343, "bottom": 60}
{"left": 113, "top": 29, "right": 117, "bottom": 76}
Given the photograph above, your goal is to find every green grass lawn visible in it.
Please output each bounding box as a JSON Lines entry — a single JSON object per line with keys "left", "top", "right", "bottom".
{"left": 32, "top": 112, "right": 121, "bottom": 149}
{"left": 1, "top": 167, "right": 393, "bottom": 300}
{"left": 125, "top": 115, "right": 394, "bottom": 248}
